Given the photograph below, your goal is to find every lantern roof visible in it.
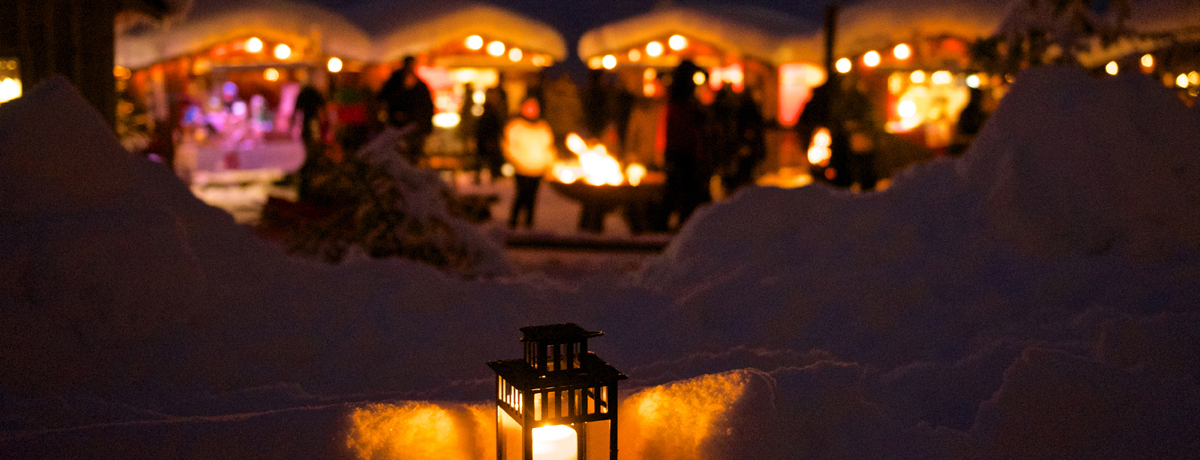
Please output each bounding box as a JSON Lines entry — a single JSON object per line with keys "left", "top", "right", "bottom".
{"left": 519, "top": 323, "right": 603, "bottom": 343}
{"left": 488, "top": 355, "right": 626, "bottom": 390}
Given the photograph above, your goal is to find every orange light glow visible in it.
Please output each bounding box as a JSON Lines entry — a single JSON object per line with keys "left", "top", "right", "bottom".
{"left": 327, "top": 57, "right": 343, "bottom": 73}
{"left": 1106, "top": 61, "right": 1118, "bottom": 76}
{"left": 621, "top": 370, "right": 755, "bottom": 459}
{"left": 646, "top": 41, "right": 664, "bottom": 57}
{"left": 893, "top": 43, "right": 912, "bottom": 60}
{"left": 246, "top": 37, "right": 263, "bottom": 53}
{"left": 626, "top": 163, "right": 647, "bottom": 186}
{"left": 532, "top": 425, "right": 577, "bottom": 460}
{"left": 668, "top": 35, "right": 688, "bottom": 51}
{"left": 561, "top": 133, "right": 624, "bottom": 185}
{"left": 808, "top": 127, "right": 832, "bottom": 166}
{"left": 508, "top": 48, "right": 523, "bottom": 62}
{"left": 347, "top": 402, "right": 490, "bottom": 460}
{"left": 263, "top": 68, "right": 280, "bottom": 81}
{"left": 487, "top": 41, "right": 506, "bottom": 57}
{"left": 532, "top": 55, "right": 548, "bottom": 66}
{"left": 602, "top": 54, "right": 617, "bottom": 70}
{"left": 1141, "top": 54, "right": 1154, "bottom": 68}
{"left": 465, "top": 35, "right": 484, "bottom": 50}
{"left": 587, "top": 57, "right": 602, "bottom": 69}
{"left": 274, "top": 44, "right": 292, "bottom": 60}
{"left": 835, "top": 58, "right": 851, "bottom": 73}
{"left": 628, "top": 49, "right": 642, "bottom": 62}
{"left": 778, "top": 62, "right": 824, "bottom": 126}
{"left": 863, "top": 50, "right": 881, "bottom": 68}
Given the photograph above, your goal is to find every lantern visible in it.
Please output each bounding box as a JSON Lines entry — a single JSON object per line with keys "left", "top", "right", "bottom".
{"left": 488, "top": 323, "right": 627, "bottom": 460}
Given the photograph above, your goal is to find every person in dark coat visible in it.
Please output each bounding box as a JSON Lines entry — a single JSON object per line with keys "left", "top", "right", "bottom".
{"left": 475, "top": 85, "right": 508, "bottom": 182}
{"left": 661, "top": 60, "right": 712, "bottom": 230}
{"left": 378, "top": 56, "right": 435, "bottom": 164}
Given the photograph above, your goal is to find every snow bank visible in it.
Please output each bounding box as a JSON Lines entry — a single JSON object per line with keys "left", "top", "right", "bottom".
{"left": 3, "top": 67, "right": 1200, "bottom": 458}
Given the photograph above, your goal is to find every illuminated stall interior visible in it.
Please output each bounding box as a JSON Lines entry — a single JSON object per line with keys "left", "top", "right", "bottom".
{"left": 343, "top": 1, "right": 566, "bottom": 164}
{"left": 115, "top": 0, "right": 374, "bottom": 179}
{"left": 576, "top": 3, "right": 823, "bottom": 188}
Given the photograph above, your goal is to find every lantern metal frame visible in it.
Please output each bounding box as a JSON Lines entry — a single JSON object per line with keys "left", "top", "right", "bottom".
{"left": 488, "top": 323, "right": 626, "bottom": 460}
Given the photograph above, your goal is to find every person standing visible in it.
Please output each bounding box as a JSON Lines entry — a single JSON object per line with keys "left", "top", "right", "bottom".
{"left": 378, "top": 56, "right": 435, "bottom": 164}
{"left": 475, "top": 85, "right": 508, "bottom": 181}
{"left": 502, "top": 97, "right": 556, "bottom": 229}
{"left": 661, "top": 60, "right": 711, "bottom": 229}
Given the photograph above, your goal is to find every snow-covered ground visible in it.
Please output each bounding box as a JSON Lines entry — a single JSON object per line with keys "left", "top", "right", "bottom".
{"left": 2, "top": 67, "right": 1199, "bottom": 458}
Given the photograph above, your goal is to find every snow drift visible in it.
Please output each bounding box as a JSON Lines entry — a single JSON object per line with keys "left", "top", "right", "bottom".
{"left": 3, "top": 67, "right": 1200, "bottom": 458}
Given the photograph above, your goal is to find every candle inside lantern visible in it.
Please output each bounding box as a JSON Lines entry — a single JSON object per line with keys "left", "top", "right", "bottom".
{"left": 531, "top": 425, "right": 577, "bottom": 460}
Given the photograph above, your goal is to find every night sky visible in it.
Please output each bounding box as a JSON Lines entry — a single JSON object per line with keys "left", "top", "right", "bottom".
{"left": 313, "top": 0, "right": 836, "bottom": 79}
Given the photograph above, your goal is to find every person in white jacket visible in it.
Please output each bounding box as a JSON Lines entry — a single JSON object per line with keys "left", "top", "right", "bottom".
{"left": 502, "top": 97, "right": 556, "bottom": 228}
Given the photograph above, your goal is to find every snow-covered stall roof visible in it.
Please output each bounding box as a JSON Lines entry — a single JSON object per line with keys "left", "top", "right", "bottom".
{"left": 116, "top": 0, "right": 373, "bottom": 70}
{"left": 1127, "top": 0, "right": 1200, "bottom": 37}
{"left": 577, "top": 3, "right": 820, "bottom": 65}
{"left": 342, "top": 0, "right": 568, "bottom": 65}
{"left": 776, "top": 0, "right": 1012, "bottom": 62}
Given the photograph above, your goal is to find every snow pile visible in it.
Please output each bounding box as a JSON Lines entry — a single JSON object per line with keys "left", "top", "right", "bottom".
{"left": 276, "top": 126, "right": 510, "bottom": 277}
{"left": 3, "top": 67, "right": 1200, "bottom": 458}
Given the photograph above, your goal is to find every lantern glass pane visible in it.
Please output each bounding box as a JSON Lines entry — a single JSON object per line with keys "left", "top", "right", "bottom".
{"left": 498, "top": 408, "right": 523, "bottom": 460}
{"left": 584, "top": 419, "right": 612, "bottom": 459}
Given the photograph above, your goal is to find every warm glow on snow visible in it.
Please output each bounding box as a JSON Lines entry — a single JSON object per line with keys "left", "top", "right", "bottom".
{"left": 863, "top": 50, "right": 881, "bottom": 68}
{"left": 622, "top": 371, "right": 751, "bottom": 459}
{"left": 808, "top": 127, "right": 832, "bottom": 166}
{"left": 465, "top": 35, "right": 484, "bottom": 50}
{"left": 327, "top": 57, "right": 343, "bottom": 73}
{"left": 246, "top": 37, "right": 263, "bottom": 53}
{"left": 835, "top": 58, "right": 851, "bottom": 73}
{"left": 346, "top": 402, "right": 490, "bottom": 460}
{"left": 893, "top": 43, "right": 911, "bottom": 60}
{"left": 1106, "top": 61, "right": 1118, "bottom": 76}
{"left": 646, "top": 41, "right": 664, "bottom": 57}
{"left": 668, "top": 35, "right": 688, "bottom": 51}
{"left": 273, "top": 44, "right": 292, "bottom": 60}
{"left": 487, "top": 41, "right": 506, "bottom": 57}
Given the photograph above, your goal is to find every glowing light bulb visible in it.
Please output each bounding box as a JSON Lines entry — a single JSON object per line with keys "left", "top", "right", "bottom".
{"left": 626, "top": 163, "right": 647, "bottom": 186}
{"left": 0, "top": 78, "right": 22, "bottom": 103}
{"left": 931, "top": 70, "right": 952, "bottom": 85}
{"left": 1141, "top": 54, "right": 1154, "bottom": 68}
{"left": 327, "top": 57, "right": 343, "bottom": 73}
{"left": 472, "top": 90, "right": 486, "bottom": 105}
{"left": 910, "top": 70, "right": 926, "bottom": 84}
{"left": 246, "top": 37, "right": 263, "bottom": 53}
{"left": 863, "top": 50, "right": 881, "bottom": 68}
{"left": 531, "top": 55, "right": 548, "bottom": 66}
{"left": 1105, "top": 61, "right": 1118, "bottom": 76}
{"left": 646, "top": 41, "right": 664, "bottom": 57}
{"left": 1177, "top": 74, "right": 1189, "bottom": 88}
{"left": 897, "top": 99, "right": 917, "bottom": 118}
{"left": 602, "top": 54, "right": 617, "bottom": 69}
{"left": 644, "top": 68, "right": 656, "bottom": 80}
{"left": 263, "top": 68, "right": 280, "bottom": 81}
{"left": 487, "top": 41, "right": 505, "bottom": 57}
{"left": 628, "top": 49, "right": 642, "bottom": 62}
{"left": 966, "top": 74, "right": 981, "bottom": 88}
{"left": 893, "top": 43, "right": 911, "bottom": 60}
{"left": 835, "top": 58, "right": 851, "bottom": 74}
{"left": 509, "top": 48, "right": 523, "bottom": 62}
{"left": 643, "top": 83, "right": 656, "bottom": 97}
{"left": 274, "top": 44, "right": 292, "bottom": 60}
{"left": 693, "top": 71, "right": 706, "bottom": 85}
{"left": 588, "top": 57, "right": 602, "bottom": 69}
{"left": 465, "top": 35, "right": 484, "bottom": 50}
{"left": 566, "top": 133, "right": 587, "bottom": 154}
{"left": 669, "top": 35, "right": 688, "bottom": 51}
{"left": 1189, "top": 71, "right": 1199, "bottom": 85}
